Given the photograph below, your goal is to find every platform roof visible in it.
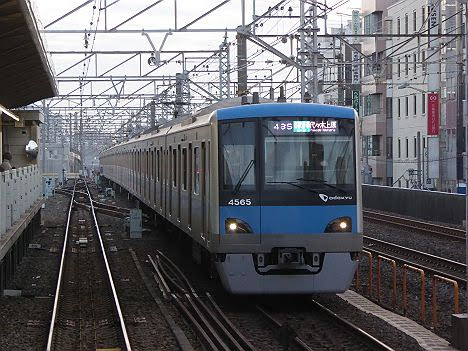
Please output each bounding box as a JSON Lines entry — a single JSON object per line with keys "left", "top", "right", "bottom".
{"left": 0, "top": 0, "right": 56, "bottom": 109}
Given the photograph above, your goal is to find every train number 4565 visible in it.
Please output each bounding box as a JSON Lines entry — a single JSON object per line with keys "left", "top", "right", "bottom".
{"left": 228, "top": 199, "right": 252, "bottom": 206}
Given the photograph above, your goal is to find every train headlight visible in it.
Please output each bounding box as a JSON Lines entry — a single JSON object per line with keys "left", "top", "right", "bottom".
{"left": 325, "top": 216, "right": 352, "bottom": 233}
{"left": 225, "top": 218, "right": 253, "bottom": 234}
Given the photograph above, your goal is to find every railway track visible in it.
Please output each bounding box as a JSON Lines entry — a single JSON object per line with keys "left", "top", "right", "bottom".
{"left": 149, "top": 250, "right": 256, "bottom": 351}
{"left": 149, "top": 249, "right": 396, "bottom": 351}
{"left": 46, "top": 180, "right": 132, "bottom": 351}
{"left": 56, "top": 187, "right": 131, "bottom": 218}
{"left": 364, "top": 236, "right": 466, "bottom": 285}
{"left": 363, "top": 209, "right": 465, "bottom": 242}
{"left": 257, "top": 301, "right": 395, "bottom": 351}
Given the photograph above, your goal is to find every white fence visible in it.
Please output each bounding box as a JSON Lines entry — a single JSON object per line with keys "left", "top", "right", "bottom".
{"left": 0, "top": 165, "right": 42, "bottom": 236}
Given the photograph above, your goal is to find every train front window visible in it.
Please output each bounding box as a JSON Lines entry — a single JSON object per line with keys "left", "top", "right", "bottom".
{"left": 263, "top": 118, "right": 355, "bottom": 193}
{"left": 220, "top": 121, "right": 256, "bottom": 191}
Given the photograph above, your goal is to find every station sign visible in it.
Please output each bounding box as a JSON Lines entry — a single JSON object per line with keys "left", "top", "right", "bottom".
{"left": 427, "top": 92, "right": 439, "bottom": 135}
{"left": 352, "top": 91, "right": 360, "bottom": 114}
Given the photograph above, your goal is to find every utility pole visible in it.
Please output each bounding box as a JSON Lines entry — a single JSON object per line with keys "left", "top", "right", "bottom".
{"left": 236, "top": 31, "right": 248, "bottom": 96}
{"left": 219, "top": 31, "right": 231, "bottom": 100}
{"left": 299, "top": 0, "right": 319, "bottom": 102}
{"left": 453, "top": 2, "right": 468, "bottom": 349}
{"left": 417, "top": 131, "right": 421, "bottom": 188}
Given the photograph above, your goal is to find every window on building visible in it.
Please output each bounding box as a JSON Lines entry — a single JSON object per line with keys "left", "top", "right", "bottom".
{"left": 422, "top": 94, "right": 426, "bottom": 114}
{"left": 397, "top": 58, "right": 401, "bottom": 77}
{"left": 365, "top": 135, "right": 381, "bottom": 156}
{"left": 398, "top": 180, "right": 402, "bottom": 187}
{"left": 413, "top": 53, "right": 417, "bottom": 74}
{"left": 386, "top": 97, "right": 393, "bottom": 118}
{"left": 423, "top": 137, "right": 426, "bottom": 148}
{"left": 398, "top": 98, "right": 401, "bottom": 117}
{"left": 422, "top": 7, "right": 425, "bottom": 30}
{"left": 397, "top": 18, "right": 401, "bottom": 35}
{"left": 405, "top": 55, "right": 409, "bottom": 75}
{"left": 405, "top": 96, "right": 409, "bottom": 116}
{"left": 406, "top": 180, "right": 409, "bottom": 188}
{"left": 413, "top": 11, "right": 417, "bottom": 32}
{"left": 413, "top": 95, "right": 417, "bottom": 115}
{"left": 422, "top": 50, "right": 426, "bottom": 72}
{"left": 405, "top": 14, "right": 409, "bottom": 34}
{"left": 414, "top": 137, "right": 417, "bottom": 157}
{"left": 363, "top": 93, "right": 382, "bottom": 116}
{"left": 405, "top": 138, "right": 409, "bottom": 158}
{"left": 386, "top": 137, "right": 393, "bottom": 158}
{"left": 364, "top": 12, "right": 383, "bottom": 34}
{"left": 398, "top": 139, "right": 401, "bottom": 158}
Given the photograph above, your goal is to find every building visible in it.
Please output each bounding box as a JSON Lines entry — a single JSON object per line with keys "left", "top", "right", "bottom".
{"left": 360, "top": 0, "right": 397, "bottom": 186}
{"left": 386, "top": 0, "right": 460, "bottom": 191}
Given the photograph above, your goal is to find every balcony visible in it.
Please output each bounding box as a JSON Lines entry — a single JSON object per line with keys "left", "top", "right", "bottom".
{"left": 367, "top": 156, "right": 387, "bottom": 178}
{"left": 361, "top": 110, "right": 386, "bottom": 136}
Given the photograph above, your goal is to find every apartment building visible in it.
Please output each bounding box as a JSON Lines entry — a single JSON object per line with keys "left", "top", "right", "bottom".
{"left": 386, "top": 0, "right": 460, "bottom": 191}
{"left": 360, "top": 0, "right": 397, "bottom": 186}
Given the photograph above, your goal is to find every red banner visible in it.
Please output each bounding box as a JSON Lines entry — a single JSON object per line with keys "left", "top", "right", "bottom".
{"left": 427, "top": 92, "right": 439, "bottom": 136}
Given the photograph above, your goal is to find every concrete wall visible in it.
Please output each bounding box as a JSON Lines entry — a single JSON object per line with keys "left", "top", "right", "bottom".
{"left": 363, "top": 184, "right": 464, "bottom": 225}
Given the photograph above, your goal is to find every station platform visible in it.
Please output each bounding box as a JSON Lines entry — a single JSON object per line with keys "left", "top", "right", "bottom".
{"left": 0, "top": 166, "right": 43, "bottom": 295}
{"left": 338, "top": 290, "right": 456, "bottom": 351}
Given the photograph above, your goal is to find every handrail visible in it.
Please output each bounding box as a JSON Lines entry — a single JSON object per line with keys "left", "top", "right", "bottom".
{"left": 377, "top": 255, "right": 397, "bottom": 307}
{"left": 402, "top": 264, "right": 425, "bottom": 321}
{"left": 432, "top": 275, "right": 459, "bottom": 328}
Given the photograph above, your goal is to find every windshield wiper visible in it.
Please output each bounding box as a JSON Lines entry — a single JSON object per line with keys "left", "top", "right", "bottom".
{"left": 296, "top": 178, "right": 347, "bottom": 193}
{"left": 232, "top": 159, "right": 255, "bottom": 195}
{"left": 267, "top": 181, "right": 319, "bottom": 195}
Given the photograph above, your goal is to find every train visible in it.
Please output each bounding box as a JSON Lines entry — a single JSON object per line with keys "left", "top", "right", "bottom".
{"left": 99, "top": 98, "right": 363, "bottom": 294}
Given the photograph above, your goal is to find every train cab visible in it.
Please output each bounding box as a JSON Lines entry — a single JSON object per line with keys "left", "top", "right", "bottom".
{"left": 213, "top": 103, "right": 363, "bottom": 294}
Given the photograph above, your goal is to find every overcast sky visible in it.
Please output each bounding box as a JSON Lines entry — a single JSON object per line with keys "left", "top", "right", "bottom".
{"left": 34, "top": 0, "right": 361, "bottom": 112}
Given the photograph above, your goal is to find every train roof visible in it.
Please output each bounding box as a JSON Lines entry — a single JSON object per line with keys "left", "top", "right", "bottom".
{"left": 101, "top": 101, "right": 356, "bottom": 155}
{"left": 217, "top": 103, "right": 356, "bottom": 120}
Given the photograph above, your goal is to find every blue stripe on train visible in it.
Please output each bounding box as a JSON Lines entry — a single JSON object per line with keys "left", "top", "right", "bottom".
{"left": 216, "top": 103, "right": 356, "bottom": 121}
{"left": 219, "top": 205, "right": 358, "bottom": 234}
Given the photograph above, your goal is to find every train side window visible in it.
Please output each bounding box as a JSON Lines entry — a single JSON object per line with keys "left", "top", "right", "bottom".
{"left": 194, "top": 147, "right": 200, "bottom": 194}
{"left": 182, "top": 148, "right": 187, "bottom": 190}
{"left": 172, "top": 148, "right": 177, "bottom": 187}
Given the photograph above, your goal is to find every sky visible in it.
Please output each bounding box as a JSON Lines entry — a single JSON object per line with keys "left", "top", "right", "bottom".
{"left": 32, "top": 0, "right": 361, "bottom": 132}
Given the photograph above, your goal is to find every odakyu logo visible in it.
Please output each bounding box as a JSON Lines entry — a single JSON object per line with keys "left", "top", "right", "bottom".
{"left": 319, "top": 194, "right": 353, "bottom": 202}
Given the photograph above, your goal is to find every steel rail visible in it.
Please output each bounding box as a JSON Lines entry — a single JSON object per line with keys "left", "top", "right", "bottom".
{"left": 84, "top": 181, "right": 132, "bottom": 351}
{"left": 46, "top": 181, "right": 77, "bottom": 351}
{"left": 363, "top": 209, "right": 465, "bottom": 242}
{"left": 256, "top": 305, "right": 314, "bottom": 351}
{"left": 310, "top": 299, "right": 396, "bottom": 351}
{"left": 150, "top": 252, "right": 255, "bottom": 351}
{"left": 364, "top": 236, "right": 466, "bottom": 286}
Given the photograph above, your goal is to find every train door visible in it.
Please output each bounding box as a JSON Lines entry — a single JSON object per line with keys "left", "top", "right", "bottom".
{"left": 159, "top": 147, "right": 163, "bottom": 212}
{"left": 202, "top": 141, "right": 209, "bottom": 238}
{"left": 188, "top": 143, "right": 192, "bottom": 230}
{"left": 177, "top": 144, "right": 181, "bottom": 223}
{"left": 170, "top": 146, "right": 174, "bottom": 217}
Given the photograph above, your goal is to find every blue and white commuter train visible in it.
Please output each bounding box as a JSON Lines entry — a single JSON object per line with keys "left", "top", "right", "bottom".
{"left": 100, "top": 99, "right": 363, "bottom": 294}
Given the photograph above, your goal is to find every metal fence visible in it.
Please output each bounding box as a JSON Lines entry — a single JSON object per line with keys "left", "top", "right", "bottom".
{"left": 0, "top": 165, "right": 42, "bottom": 236}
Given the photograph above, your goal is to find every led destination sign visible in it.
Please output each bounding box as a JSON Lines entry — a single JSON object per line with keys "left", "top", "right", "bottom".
{"left": 268, "top": 120, "right": 338, "bottom": 135}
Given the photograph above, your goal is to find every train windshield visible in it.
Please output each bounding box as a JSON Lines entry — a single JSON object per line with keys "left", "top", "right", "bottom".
{"left": 220, "top": 121, "right": 256, "bottom": 192}
{"left": 263, "top": 118, "right": 356, "bottom": 202}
